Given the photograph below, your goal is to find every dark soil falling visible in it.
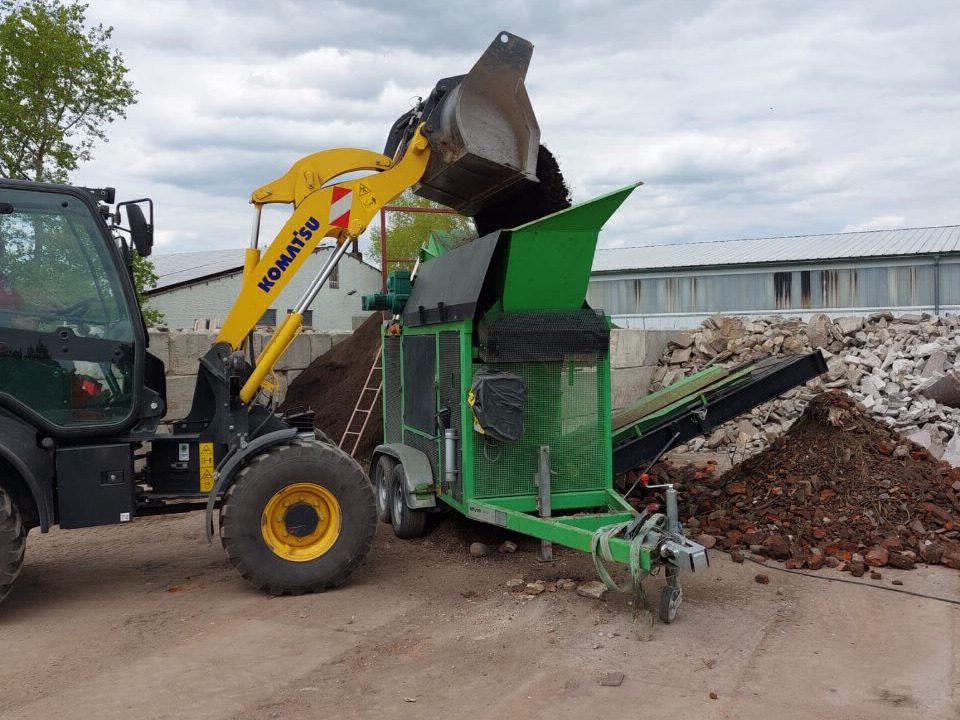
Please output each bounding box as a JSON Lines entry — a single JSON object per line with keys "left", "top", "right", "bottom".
{"left": 473, "top": 145, "right": 572, "bottom": 236}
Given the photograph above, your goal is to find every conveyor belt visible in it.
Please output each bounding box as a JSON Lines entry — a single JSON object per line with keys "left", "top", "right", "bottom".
{"left": 612, "top": 351, "right": 828, "bottom": 475}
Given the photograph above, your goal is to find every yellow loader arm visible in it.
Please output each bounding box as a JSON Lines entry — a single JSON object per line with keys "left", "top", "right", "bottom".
{"left": 216, "top": 127, "right": 432, "bottom": 403}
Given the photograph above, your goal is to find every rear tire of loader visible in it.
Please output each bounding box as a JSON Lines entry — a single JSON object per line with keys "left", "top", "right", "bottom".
{"left": 0, "top": 486, "right": 26, "bottom": 606}
{"left": 220, "top": 440, "right": 377, "bottom": 595}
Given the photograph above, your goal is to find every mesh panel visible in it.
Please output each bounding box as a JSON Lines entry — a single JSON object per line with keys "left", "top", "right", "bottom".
{"left": 383, "top": 335, "right": 402, "bottom": 443}
{"left": 473, "top": 359, "right": 610, "bottom": 499}
{"left": 439, "top": 331, "right": 462, "bottom": 501}
{"left": 479, "top": 310, "right": 609, "bottom": 363}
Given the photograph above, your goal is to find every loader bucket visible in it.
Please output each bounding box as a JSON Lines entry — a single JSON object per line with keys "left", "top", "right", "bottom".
{"left": 388, "top": 32, "right": 541, "bottom": 216}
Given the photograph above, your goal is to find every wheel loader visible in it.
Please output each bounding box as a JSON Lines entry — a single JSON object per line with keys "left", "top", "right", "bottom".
{"left": 0, "top": 31, "right": 543, "bottom": 604}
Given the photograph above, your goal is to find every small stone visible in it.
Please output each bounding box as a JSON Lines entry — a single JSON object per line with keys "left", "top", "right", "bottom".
{"left": 725, "top": 481, "right": 747, "bottom": 496}
{"left": 599, "top": 672, "right": 625, "bottom": 687}
{"left": 697, "top": 533, "right": 717, "bottom": 549}
{"left": 730, "top": 549, "right": 746, "bottom": 563}
{"left": 870, "top": 571, "right": 882, "bottom": 580}
{"left": 558, "top": 579, "right": 577, "bottom": 591}
{"left": 892, "top": 579, "right": 904, "bottom": 586}
{"left": 807, "top": 548, "right": 825, "bottom": 570}
{"left": 403, "top": 697, "right": 417, "bottom": 703}
{"left": 469, "top": 542, "right": 490, "bottom": 557}
{"left": 754, "top": 573, "right": 770, "bottom": 585}
{"left": 864, "top": 545, "right": 888, "bottom": 567}
{"left": 498, "top": 540, "right": 518, "bottom": 554}
{"left": 506, "top": 578, "right": 525, "bottom": 589}
{"left": 709, "top": 692, "right": 719, "bottom": 700}
{"left": 849, "top": 561, "right": 867, "bottom": 577}
{"left": 577, "top": 581, "right": 608, "bottom": 600}
{"left": 920, "top": 542, "right": 943, "bottom": 565}
{"left": 524, "top": 582, "right": 545, "bottom": 596}
{"left": 775, "top": 586, "right": 785, "bottom": 596}
{"left": 887, "top": 552, "right": 916, "bottom": 570}
{"left": 825, "top": 557, "right": 841, "bottom": 569}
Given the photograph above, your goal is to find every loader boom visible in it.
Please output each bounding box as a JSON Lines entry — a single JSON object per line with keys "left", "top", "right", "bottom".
{"left": 216, "top": 128, "right": 432, "bottom": 403}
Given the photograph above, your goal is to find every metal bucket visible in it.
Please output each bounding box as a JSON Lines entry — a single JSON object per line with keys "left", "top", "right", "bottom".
{"left": 385, "top": 32, "right": 541, "bottom": 216}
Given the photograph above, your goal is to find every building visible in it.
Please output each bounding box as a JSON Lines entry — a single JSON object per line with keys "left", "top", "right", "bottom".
{"left": 146, "top": 246, "right": 381, "bottom": 331}
{"left": 589, "top": 225, "right": 960, "bottom": 329}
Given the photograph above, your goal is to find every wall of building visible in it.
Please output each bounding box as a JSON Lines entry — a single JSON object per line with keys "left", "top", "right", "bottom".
{"left": 590, "top": 256, "right": 960, "bottom": 329}
{"left": 147, "top": 248, "right": 381, "bottom": 332}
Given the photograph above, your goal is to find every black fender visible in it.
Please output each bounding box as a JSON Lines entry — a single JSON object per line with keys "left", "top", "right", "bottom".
{"left": 0, "top": 411, "right": 54, "bottom": 531}
{"left": 204, "top": 428, "right": 299, "bottom": 542}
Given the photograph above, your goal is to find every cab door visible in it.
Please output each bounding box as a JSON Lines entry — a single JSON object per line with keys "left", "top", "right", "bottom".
{"left": 0, "top": 184, "right": 143, "bottom": 434}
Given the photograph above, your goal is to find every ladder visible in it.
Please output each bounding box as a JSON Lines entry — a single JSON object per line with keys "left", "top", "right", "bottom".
{"left": 339, "top": 347, "right": 383, "bottom": 457}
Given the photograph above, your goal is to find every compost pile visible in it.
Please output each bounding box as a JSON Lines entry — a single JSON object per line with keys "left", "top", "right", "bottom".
{"left": 660, "top": 392, "right": 960, "bottom": 573}
{"left": 280, "top": 314, "right": 383, "bottom": 459}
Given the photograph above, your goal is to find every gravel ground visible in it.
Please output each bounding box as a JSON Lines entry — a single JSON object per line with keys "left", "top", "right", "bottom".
{"left": 1, "top": 509, "right": 958, "bottom": 719}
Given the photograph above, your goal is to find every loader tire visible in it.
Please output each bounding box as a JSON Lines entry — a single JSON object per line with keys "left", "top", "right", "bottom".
{"left": 220, "top": 440, "right": 377, "bottom": 595}
{"left": 0, "top": 486, "right": 26, "bottom": 606}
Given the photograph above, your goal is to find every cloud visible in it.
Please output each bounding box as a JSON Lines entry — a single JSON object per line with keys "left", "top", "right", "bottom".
{"left": 72, "top": 0, "right": 960, "bottom": 262}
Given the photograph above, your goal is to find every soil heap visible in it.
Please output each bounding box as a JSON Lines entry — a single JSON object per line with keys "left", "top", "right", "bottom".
{"left": 280, "top": 314, "right": 383, "bottom": 459}
{"left": 657, "top": 392, "right": 960, "bottom": 574}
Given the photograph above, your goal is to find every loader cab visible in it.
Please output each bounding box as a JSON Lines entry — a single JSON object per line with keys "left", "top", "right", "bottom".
{"left": 0, "top": 181, "right": 146, "bottom": 435}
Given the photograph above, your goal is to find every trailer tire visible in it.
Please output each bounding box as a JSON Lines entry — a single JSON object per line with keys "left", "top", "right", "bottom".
{"left": 220, "top": 440, "right": 377, "bottom": 595}
{"left": 0, "top": 486, "right": 26, "bottom": 606}
{"left": 390, "top": 464, "right": 427, "bottom": 539}
{"left": 373, "top": 456, "right": 395, "bottom": 524}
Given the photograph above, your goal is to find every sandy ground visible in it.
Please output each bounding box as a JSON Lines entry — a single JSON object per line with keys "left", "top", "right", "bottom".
{"left": 1, "top": 510, "right": 958, "bottom": 720}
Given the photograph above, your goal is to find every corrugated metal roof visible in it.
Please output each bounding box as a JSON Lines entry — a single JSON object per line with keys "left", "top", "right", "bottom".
{"left": 150, "top": 250, "right": 246, "bottom": 291}
{"left": 593, "top": 225, "right": 960, "bottom": 274}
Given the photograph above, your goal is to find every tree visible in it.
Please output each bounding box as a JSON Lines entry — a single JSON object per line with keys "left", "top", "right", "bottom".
{"left": 367, "top": 190, "right": 475, "bottom": 272}
{"left": 131, "top": 251, "right": 164, "bottom": 327}
{"left": 0, "top": 0, "right": 138, "bottom": 182}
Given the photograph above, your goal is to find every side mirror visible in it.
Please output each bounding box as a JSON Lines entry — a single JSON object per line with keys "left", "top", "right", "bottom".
{"left": 116, "top": 199, "right": 154, "bottom": 257}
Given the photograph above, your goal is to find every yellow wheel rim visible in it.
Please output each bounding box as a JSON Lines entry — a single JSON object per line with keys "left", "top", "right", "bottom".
{"left": 261, "top": 483, "right": 341, "bottom": 562}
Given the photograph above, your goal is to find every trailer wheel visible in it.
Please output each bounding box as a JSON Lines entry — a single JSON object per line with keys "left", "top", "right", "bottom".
{"left": 373, "top": 456, "right": 395, "bottom": 524}
{"left": 220, "top": 440, "right": 377, "bottom": 595}
{"left": 0, "top": 486, "right": 26, "bottom": 606}
{"left": 390, "top": 464, "right": 427, "bottom": 539}
{"left": 658, "top": 585, "right": 682, "bottom": 624}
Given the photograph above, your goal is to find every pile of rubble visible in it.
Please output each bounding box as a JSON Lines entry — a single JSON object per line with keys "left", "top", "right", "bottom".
{"left": 659, "top": 393, "right": 960, "bottom": 574}
{"left": 651, "top": 311, "right": 960, "bottom": 465}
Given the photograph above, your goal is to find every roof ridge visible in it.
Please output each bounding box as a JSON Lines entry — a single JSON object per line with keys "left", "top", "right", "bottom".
{"left": 597, "top": 224, "right": 960, "bottom": 252}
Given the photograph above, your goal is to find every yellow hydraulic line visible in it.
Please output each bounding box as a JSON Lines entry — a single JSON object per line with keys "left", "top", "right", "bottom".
{"left": 240, "top": 311, "right": 303, "bottom": 403}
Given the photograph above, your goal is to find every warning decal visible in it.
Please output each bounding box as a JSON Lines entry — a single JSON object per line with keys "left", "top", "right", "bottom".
{"left": 329, "top": 186, "right": 353, "bottom": 229}
{"left": 199, "top": 442, "right": 215, "bottom": 493}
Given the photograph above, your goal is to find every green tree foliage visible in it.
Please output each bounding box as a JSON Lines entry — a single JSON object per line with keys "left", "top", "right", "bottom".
{"left": 131, "top": 251, "right": 163, "bottom": 326}
{"left": 0, "top": 0, "right": 138, "bottom": 182}
{"left": 367, "top": 190, "right": 475, "bottom": 271}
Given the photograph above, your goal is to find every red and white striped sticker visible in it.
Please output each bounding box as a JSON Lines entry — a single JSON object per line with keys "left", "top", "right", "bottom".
{"left": 329, "top": 186, "right": 352, "bottom": 229}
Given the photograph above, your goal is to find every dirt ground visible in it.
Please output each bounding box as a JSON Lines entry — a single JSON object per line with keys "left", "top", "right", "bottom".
{"left": 1, "top": 510, "right": 958, "bottom": 720}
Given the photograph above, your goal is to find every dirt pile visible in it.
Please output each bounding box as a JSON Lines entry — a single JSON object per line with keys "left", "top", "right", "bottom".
{"left": 473, "top": 144, "right": 571, "bottom": 236}
{"left": 654, "top": 392, "right": 960, "bottom": 573}
{"left": 281, "top": 313, "right": 383, "bottom": 459}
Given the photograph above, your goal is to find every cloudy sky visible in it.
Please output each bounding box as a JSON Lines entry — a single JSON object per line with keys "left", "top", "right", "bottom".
{"left": 73, "top": 0, "right": 960, "bottom": 259}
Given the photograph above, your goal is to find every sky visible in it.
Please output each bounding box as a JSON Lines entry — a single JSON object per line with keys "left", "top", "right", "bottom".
{"left": 73, "top": 0, "right": 960, "bottom": 260}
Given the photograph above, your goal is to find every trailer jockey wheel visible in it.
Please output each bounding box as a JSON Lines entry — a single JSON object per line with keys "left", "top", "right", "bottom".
{"left": 658, "top": 585, "right": 682, "bottom": 624}
{"left": 373, "top": 456, "right": 396, "bottom": 524}
{"left": 390, "top": 464, "right": 427, "bottom": 539}
{"left": 220, "top": 440, "right": 377, "bottom": 595}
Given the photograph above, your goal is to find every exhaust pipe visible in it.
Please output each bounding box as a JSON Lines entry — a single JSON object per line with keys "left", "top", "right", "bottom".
{"left": 384, "top": 31, "right": 541, "bottom": 217}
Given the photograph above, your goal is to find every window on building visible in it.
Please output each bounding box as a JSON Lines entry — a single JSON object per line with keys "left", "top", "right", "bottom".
{"left": 328, "top": 263, "right": 339, "bottom": 290}
{"left": 259, "top": 308, "right": 277, "bottom": 327}
{"left": 288, "top": 309, "right": 312, "bottom": 328}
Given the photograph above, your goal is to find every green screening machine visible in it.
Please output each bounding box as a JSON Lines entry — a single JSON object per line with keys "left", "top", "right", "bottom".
{"left": 364, "top": 184, "right": 713, "bottom": 622}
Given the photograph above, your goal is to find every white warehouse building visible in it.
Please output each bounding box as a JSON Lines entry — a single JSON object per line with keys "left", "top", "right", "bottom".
{"left": 146, "top": 245, "right": 381, "bottom": 331}
{"left": 589, "top": 225, "right": 960, "bottom": 329}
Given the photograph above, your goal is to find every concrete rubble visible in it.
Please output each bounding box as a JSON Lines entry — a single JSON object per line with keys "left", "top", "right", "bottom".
{"left": 650, "top": 311, "right": 960, "bottom": 465}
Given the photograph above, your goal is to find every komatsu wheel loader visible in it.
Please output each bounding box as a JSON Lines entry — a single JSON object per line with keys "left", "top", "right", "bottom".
{"left": 0, "top": 31, "right": 542, "bottom": 604}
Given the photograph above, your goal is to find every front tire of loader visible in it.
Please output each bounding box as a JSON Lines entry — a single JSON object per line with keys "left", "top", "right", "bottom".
{"left": 0, "top": 486, "right": 26, "bottom": 606}
{"left": 220, "top": 440, "right": 377, "bottom": 595}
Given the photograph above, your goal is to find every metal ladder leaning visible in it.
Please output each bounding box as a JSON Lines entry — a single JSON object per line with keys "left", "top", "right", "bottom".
{"left": 339, "top": 347, "right": 383, "bottom": 457}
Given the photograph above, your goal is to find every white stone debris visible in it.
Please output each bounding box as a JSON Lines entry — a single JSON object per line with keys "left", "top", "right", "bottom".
{"left": 651, "top": 312, "right": 960, "bottom": 466}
